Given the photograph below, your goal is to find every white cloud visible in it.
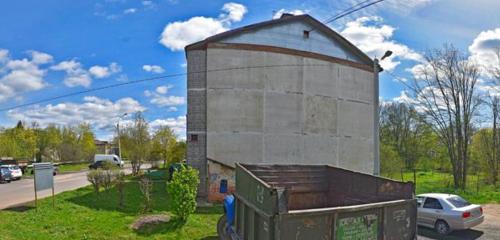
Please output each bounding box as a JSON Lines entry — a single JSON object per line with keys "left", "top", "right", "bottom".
{"left": 51, "top": 60, "right": 92, "bottom": 87}
{"left": 89, "top": 62, "right": 121, "bottom": 78}
{"left": 7, "top": 96, "right": 145, "bottom": 130}
{"left": 469, "top": 28, "right": 500, "bottom": 75}
{"left": 144, "top": 85, "right": 184, "bottom": 107}
{"left": 123, "top": 8, "right": 137, "bottom": 14}
{"left": 0, "top": 50, "right": 50, "bottom": 102}
{"left": 52, "top": 60, "right": 121, "bottom": 87}
{"left": 29, "top": 51, "right": 53, "bottom": 64}
{"left": 150, "top": 116, "right": 186, "bottom": 139}
{"left": 272, "top": 9, "right": 306, "bottom": 19}
{"left": 340, "top": 16, "right": 423, "bottom": 71}
{"left": 155, "top": 85, "right": 172, "bottom": 94}
{"left": 159, "top": 2, "right": 247, "bottom": 51}
{"left": 142, "top": 64, "right": 165, "bottom": 73}
{"left": 150, "top": 95, "right": 185, "bottom": 107}
{"left": 220, "top": 2, "right": 247, "bottom": 22}
{"left": 393, "top": 90, "right": 418, "bottom": 105}
{"left": 0, "top": 49, "right": 8, "bottom": 63}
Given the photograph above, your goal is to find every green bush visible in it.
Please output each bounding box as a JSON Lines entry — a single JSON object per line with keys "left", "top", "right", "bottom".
{"left": 167, "top": 165, "right": 199, "bottom": 220}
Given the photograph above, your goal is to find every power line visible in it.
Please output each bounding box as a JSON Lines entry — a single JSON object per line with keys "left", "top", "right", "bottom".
{"left": 324, "top": 0, "right": 385, "bottom": 25}
{"left": 322, "top": 0, "right": 372, "bottom": 24}
{"left": 0, "top": 63, "right": 333, "bottom": 112}
{"left": 309, "top": 0, "right": 385, "bottom": 32}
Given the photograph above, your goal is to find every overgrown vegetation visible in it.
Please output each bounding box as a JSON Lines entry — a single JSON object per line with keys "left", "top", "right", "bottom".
{"left": 167, "top": 166, "right": 199, "bottom": 221}
{"left": 381, "top": 45, "right": 500, "bottom": 192}
{"left": 0, "top": 170, "right": 222, "bottom": 240}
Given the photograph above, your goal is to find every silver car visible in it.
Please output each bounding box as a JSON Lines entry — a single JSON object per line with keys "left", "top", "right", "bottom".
{"left": 417, "top": 193, "right": 484, "bottom": 235}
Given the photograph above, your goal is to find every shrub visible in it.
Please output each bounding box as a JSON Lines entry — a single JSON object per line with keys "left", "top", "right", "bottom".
{"left": 87, "top": 169, "right": 104, "bottom": 195}
{"left": 115, "top": 170, "right": 126, "bottom": 209}
{"left": 167, "top": 165, "right": 199, "bottom": 220}
{"left": 139, "top": 176, "right": 153, "bottom": 213}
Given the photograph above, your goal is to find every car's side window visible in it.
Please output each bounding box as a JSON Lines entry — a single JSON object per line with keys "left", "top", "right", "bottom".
{"left": 423, "top": 197, "right": 443, "bottom": 209}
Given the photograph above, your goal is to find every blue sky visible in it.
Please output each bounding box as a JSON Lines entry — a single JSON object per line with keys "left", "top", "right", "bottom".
{"left": 0, "top": 0, "right": 499, "bottom": 139}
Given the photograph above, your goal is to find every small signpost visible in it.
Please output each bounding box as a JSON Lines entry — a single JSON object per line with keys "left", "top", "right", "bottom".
{"left": 33, "top": 163, "right": 55, "bottom": 208}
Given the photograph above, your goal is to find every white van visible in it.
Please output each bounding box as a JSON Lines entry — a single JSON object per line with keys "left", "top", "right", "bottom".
{"left": 94, "top": 154, "right": 124, "bottom": 168}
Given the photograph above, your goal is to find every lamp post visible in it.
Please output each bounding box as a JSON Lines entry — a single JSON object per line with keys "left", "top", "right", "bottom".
{"left": 373, "top": 50, "right": 392, "bottom": 176}
{"left": 117, "top": 113, "right": 128, "bottom": 158}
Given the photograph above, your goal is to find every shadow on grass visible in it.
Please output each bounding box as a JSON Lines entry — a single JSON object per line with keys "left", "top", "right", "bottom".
{"left": 418, "top": 226, "right": 483, "bottom": 240}
{"left": 196, "top": 205, "right": 223, "bottom": 215}
{"left": 198, "top": 236, "right": 219, "bottom": 240}
{"left": 68, "top": 181, "right": 169, "bottom": 215}
{"left": 4, "top": 205, "right": 36, "bottom": 212}
{"left": 134, "top": 217, "right": 187, "bottom": 236}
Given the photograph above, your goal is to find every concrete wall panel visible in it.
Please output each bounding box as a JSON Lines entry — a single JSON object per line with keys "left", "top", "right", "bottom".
{"left": 303, "top": 58, "right": 338, "bottom": 97}
{"left": 207, "top": 89, "right": 263, "bottom": 132}
{"left": 338, "top": 65, "right": 373, "bottom": 103}
{"left": 207, "top": 133, "right": 262, "bottom": 166}
{"left": 305, "top": 95, "right": 337, "bottom": 135}
{"left": 264, "top": 134, "right": 303, "bottom": 163}
{"left": 339, "top": 137, "right": 374, "bottom": 174}
{"left": 264, "top": 92, "right": 302, "bottom": 134}
{"left": 303, "top": 135, "right": 338, "bottom": 165}
{"left": 338, "top": 100, "right": 373, "bottom": 138}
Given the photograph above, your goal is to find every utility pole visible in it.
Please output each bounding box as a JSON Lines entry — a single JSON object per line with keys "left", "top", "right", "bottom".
{"left": 117, "top": 113, "right": 128, "bottom": 158}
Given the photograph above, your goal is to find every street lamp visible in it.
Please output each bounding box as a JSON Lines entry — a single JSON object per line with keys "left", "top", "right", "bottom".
{"left": 117, "top": 113, "right": 128, "bottom": 158}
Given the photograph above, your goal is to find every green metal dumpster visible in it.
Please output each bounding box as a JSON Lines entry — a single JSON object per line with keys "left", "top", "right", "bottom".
{"left": 231, "top": 163, "right": 416, "bottom": 240}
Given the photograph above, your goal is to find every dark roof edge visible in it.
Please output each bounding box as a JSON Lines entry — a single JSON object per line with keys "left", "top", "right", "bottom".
{"left": 207, "top": 158, "right": 236, "bottom": 169}
{"left": 184, "top": 14, "right": 374, "bottom": 66}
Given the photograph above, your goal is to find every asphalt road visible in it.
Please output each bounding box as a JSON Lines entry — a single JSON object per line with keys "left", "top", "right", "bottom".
{"left": 0, "top": 164, "right": 150, "bottom": 210}
{"left": 417, "top": 204, "right": 500, "bottom": 240}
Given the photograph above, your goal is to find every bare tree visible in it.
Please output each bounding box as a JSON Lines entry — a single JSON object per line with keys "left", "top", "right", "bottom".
{"left": 408, "top": 45, "right": 481, "bottom": 189}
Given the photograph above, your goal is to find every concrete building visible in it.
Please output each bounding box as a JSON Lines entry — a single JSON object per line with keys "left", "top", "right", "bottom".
{"left": 185, "top": 14, "right": 380, "bottom": 200}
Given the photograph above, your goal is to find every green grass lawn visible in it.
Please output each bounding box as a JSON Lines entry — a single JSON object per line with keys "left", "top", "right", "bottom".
{"left": 57, "top": 163, "right": 90, "bottom": 173}
{"left": 0, "top": 170, "right": 222, "bottom": 240}
{"left": 397, "top": 171, "right": 500, "bottom": 204}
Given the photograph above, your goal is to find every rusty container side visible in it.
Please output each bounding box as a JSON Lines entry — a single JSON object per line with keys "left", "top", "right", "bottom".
{"left": 234, "top": 163, "right": 279, "bottom": 240}
{"left": 276, "top": 199, "right": 417, "bottom": 240}
{"left": 234, "top": 164, "right": 417, "bottom": 240}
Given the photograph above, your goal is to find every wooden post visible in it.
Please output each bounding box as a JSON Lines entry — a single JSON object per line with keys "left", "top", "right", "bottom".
{"left": 52, "top": 185, "right": 55, "bottom": 208}
{"left": 413, "top": 169, "right": 417, "bottom": 185}
{"left": 476, "top": 173, "right": 480, "bottom": 194}
{"left": 33, "top": 168, "right": 38, "bottom": 210}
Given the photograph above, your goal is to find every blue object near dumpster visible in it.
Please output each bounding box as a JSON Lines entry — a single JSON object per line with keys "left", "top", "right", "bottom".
{"left": 224, "top": 195, "right": 235, "bottom": 227}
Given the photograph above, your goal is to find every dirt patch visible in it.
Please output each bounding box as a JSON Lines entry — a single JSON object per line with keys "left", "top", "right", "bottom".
{"left": 131, "top": 214, "right": 171, "bottom": 233}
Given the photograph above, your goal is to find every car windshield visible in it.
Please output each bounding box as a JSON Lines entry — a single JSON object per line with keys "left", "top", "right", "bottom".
{"left": 447, "top": 196, "right": 471, "bottom": 208}
{"left": 9, "top": 166, "right": 19, "bottom": 170}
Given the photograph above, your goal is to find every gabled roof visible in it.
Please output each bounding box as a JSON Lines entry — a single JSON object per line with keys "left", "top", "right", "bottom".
{"left": 185, "top": 14, "right": 374, "bottom": 66}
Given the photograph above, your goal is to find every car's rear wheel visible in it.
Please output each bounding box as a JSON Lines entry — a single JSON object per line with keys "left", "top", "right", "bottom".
{"left": 435, "top": 220, "right": 450, "bottom": 235}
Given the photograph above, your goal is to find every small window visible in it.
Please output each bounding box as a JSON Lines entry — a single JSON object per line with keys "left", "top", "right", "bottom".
{"left": 423, "top": 197, "right": 443, "bottom": 209}
{"left": 190, "top": 134, "right": 198, "bottom": 142}
{"left": 303, "top": 30, "right": 310, "bottom": 39}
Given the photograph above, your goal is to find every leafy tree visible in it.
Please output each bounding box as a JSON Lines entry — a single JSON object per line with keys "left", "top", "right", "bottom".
{"left": 380, "top": 143, "right": 402, "bottom": 178}
{"left": 150, "top": 126, "right": 177, "bottom": 168}
{"left": 77, "top": 123, "right": 96, "bottom": 162}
